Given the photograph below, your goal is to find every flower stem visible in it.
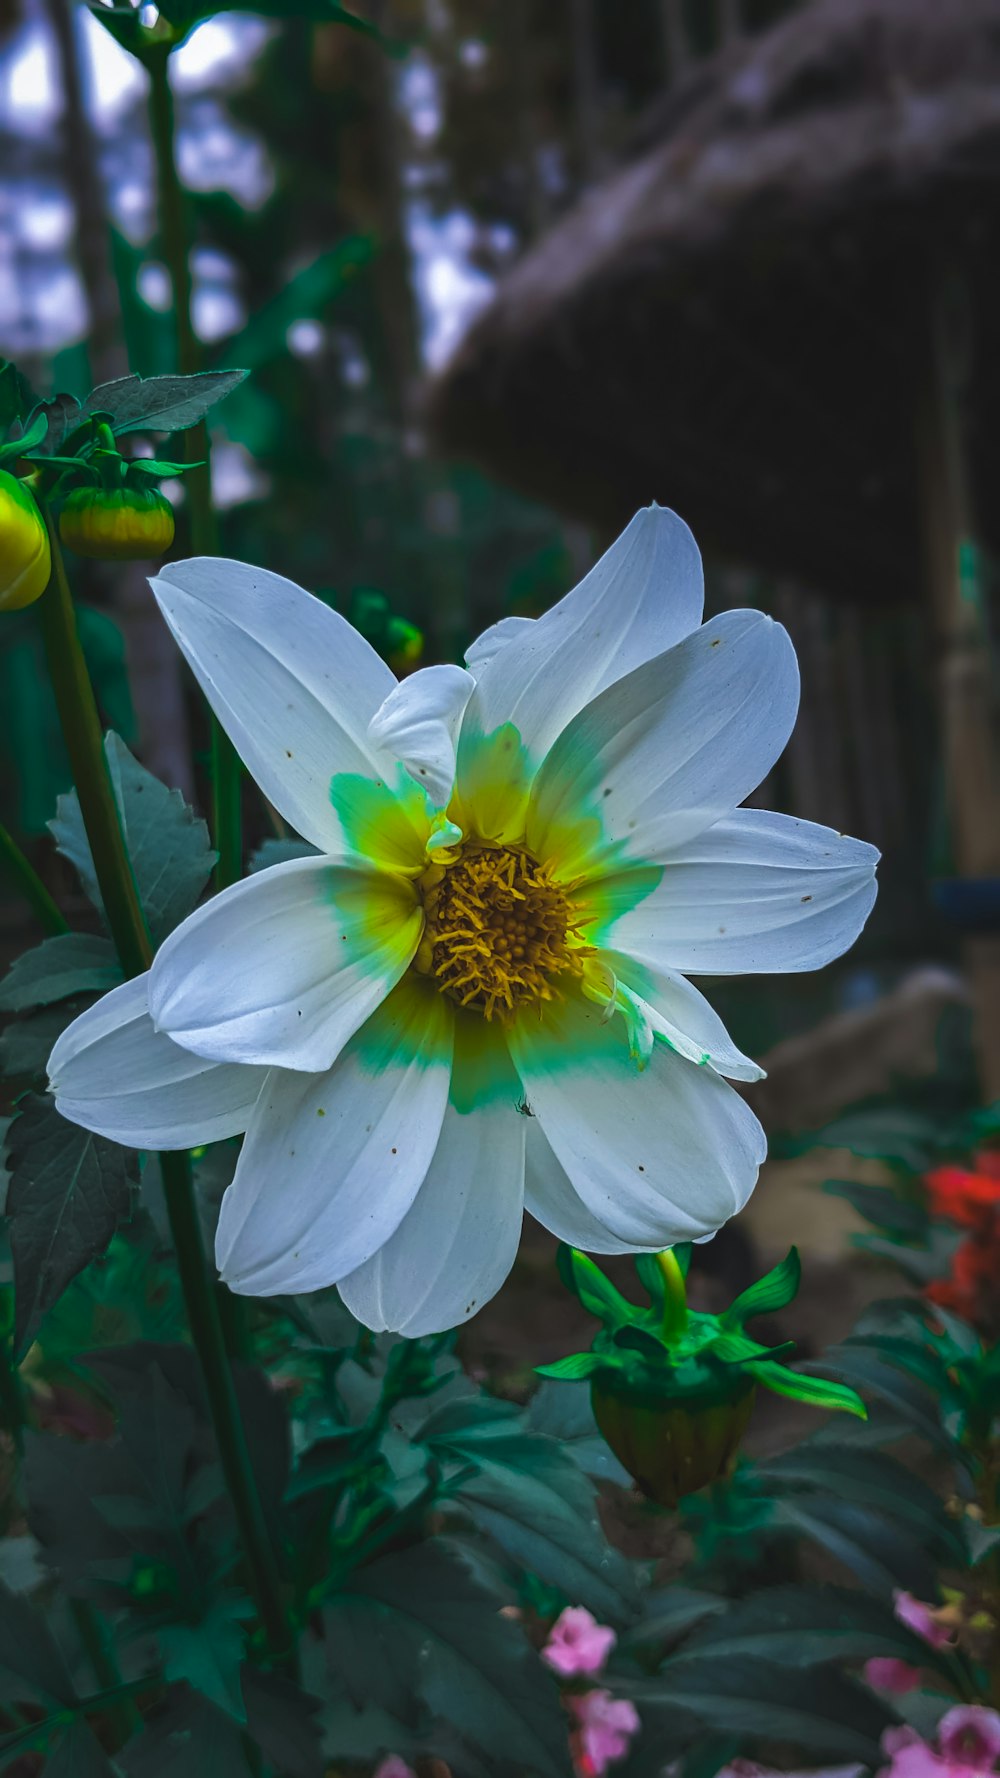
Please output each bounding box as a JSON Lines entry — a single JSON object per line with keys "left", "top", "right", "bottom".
{"left": 656, "top": 1248, "right": 688, "bottom": 1345}
{"left": 160, "top": 1151, "right": 293, "bottom": 1670}
{"left": 0, "top": 820, "right": 69, "bottom": 938}
{"left": 69, "top": 1599, "right": 142, "bottom": 1744}
{"left": 37, "top": 520, "right": 292, "bottom": 1671}
{"left": 146, "top": 43, "right": 242, "bottom": 890}
{"left": 36, "top": 511, "right": 152, "bottom": 980}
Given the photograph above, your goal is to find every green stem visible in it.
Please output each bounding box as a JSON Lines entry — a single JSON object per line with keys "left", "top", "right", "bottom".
{"left": 0, "top": 820, "right": 69, "bottom": 937}
{"left": 656, "top": 1248, "right": 688, "bottom": 1346}
{"left": 36, "top": 512, "right": 152, "bottom": 980}
{"left": 0, "top": 1330, "right": 25, "bottom": 1454}
{"left": 146, "top": 44, "right": 242, "bottom": 890}
{"left": 69, "top": 1599, "right": 142, "bottom": 1744}
{"left": 161, "top": 1152, "right": 293, "bottom": 1670}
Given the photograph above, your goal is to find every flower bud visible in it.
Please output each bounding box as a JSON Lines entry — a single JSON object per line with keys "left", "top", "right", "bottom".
{"left": 0, "top": 468, "right": 50, "bottom": 610}
{"left": 590, "top": 1376, "right": 756, "bottom": 1508}
{"left": 58, "top": 486, "right": 175, "bottom": 560}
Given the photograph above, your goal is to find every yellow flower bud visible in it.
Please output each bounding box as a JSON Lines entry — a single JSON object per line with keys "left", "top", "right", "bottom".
{"left": 59, "top": 486, "right": 175, "bottom": 561}
{"left": 0, "top": 468, "right": 51, "bottom": 610}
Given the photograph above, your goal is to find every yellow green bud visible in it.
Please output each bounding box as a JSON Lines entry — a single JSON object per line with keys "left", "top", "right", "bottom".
{"left": 591, "top": 1378, "right": 757, "bottom": 1508}
{"left": 59, "top": 486, "right": 175, "bottom": 561}
{"left": 0, "top": 468, "right": 51, "bottom": 610}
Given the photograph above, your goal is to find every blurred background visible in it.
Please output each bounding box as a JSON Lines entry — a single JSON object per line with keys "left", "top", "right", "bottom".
{"left": 2, "top": 0, "right": 998, "bottom": 1372}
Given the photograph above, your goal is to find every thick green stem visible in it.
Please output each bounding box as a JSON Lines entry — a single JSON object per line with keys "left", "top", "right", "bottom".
{"left": 36, "top": 513, "right": 152, "bottom": 980}
{"left": 161, "top": 1152, "right": 292, "bottom": 1669}
{"left": 656, "top": 1248, "right": 689, "bottom": 1346}
{"left": 38, "top": 524, "right": 291, "bottom": 1670}
{"left": 0, "top": 820, "right": 68, "bottom": 937}
{"left": 146, "top": 44, "right": 242, "bottom": 889}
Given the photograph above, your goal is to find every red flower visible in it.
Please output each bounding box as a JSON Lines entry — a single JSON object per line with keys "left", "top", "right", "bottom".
{"left": 925, "top": 1154, "right": 1000, "bottom": 1232}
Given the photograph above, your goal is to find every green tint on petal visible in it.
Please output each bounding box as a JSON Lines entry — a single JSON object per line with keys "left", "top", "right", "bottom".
{"left": 330, "top": 767, "right": 431, "bottom": 874}
{"left": 570, "top": 864, "right": 663, "bottom": 940}
{"left": 448, "top": 1008, "right": 522, "bottom": 1115}
{"left": 721, "top": 1248, "right": 802, "bottom": 1329}
{"left": 350, "top": 970, "right": 453, "bottom": 1074}
{"left": 747, "top": 1360, "right": 868, "bottom": 1419}
{"left": 451, "top": 721, "right": 533, "bottom": 844}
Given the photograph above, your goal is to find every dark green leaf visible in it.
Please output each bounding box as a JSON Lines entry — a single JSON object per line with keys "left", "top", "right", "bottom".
{"left": 158, "top": 1595, "right": 252, "bottom": 1720}
{"left": 45, "top": 1720, "right": 120, "bottom": 1778}
{"left": 324, "top": 1541, "right": 572, "bottom": 1777}
{"left": 769, "top": 1495, "right": 938, "bottom": 1597}
{"left": 0, "top": 1579, "right": 77, "bottom": 1706}
{"left": 625, "top": 1586, "right": 727, "bottom": 1649}
{"left": 634, "top": 1656, "right": 894, "bottom": 1764}
{"left": 0, "top": 410, "right": 49, "bottom": 461}
{"left": 0, "top": 934, "right": 120, "bottom": 1013}
{"left": 249, "top": 837, "right": 319, "bottom": 873}
{"left": 242, "top": 1668, "right": 325, "bottom": 1778}
{"left": 82, "top": 369, "right": 248, "bottom": 436}
{"left": 759, "top": 1444, "right": 960, "bottom": 1559}
{"left": 675, "top": 1583, "right": 951, "bottom": 1673}
{"left": 4, "top": 1092, "right": 138, "bottom": 1357}
{"left": 0, "top": 359, "right": 41, "bottom": 430}
{"left": 823, "top": 1178, "right": 928, "bottom": 1236}
{"left": 120, "top": 1689, "right": 254, "bottom": 1778}
{"left": 812, "top": 1344, "right": 954, "bottom": 1453}
{"left": 50, "top": 734, "right": 216, "bottom": 948}
{"left": 0, "top": 1000, "right": 91, "bottom": 1082}
{"left": 36, "top": 392, "right": 84, "bottom": 453}
{"left": 524, "top": 1380, "right": 631, "bottom": 1486}
{"left": 841, "top": 1333, "right": 951, "bottom": 1393}
{"left": 721, "top": 1248, "right": 801, "bottom": 1327}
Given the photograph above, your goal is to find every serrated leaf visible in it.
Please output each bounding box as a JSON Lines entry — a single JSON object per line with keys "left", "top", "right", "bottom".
{"left": 4, "top": 1092, "right": 139, "bottom": 1357}
{"left": 82, "top": 369, "right": 248, "bottom": 436}
{"left": 0, "top": 1579, "right": 77, "bottom": 1706}
{"left": 50, "top": 733, "right": 215, "bottom": 948}
{"left": 634, "top": 1655, "right": 894, "bottom": 1764}
{"left": 248, "top": 837, "right": 319, "bottom": 873}
{"left": 721, "top": 1248, "right": 801, "bottom": 1327}
{"left": 120, "top": 1688, "right": 254, "bottom": 1778}
{"left": 823, "top": 1178, "right": 928, "bottom": 1236}
{"left": 0, "top": 934, "right": 120, "bottom": 1013}
{"left": 324, "top": 1541, "right": 572, "bottom": 1778}
{"left": 158, "top": 1593, "right": 253, "bottom": 1720}
{"left": 675, "top": 1583, "right": 951, "bottom": 1673}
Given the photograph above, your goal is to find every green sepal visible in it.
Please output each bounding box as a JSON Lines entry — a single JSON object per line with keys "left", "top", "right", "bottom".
{"left": 747, "top": 1360, "right": 868, "bottom": 1419}
{"left": 128, "top": 457, "right": 203, "bottom": 478}
{"left": 612, "top": 1324, "right": 666, "bottom": 1359}
{"left": 556, "top": 1244, "right": 635, "bottom": 1330}
{"left": 710, "top": 1330, "right": 797, "bottom": 1366}
{"left": 0, "top": 412, "right": 49, "bottom": 461}
{"left": 721, "top": 1247, "right": 801, "bottom": 1328}
{"left": 534, "top": 1352, "right": 605, "bottom": 1382}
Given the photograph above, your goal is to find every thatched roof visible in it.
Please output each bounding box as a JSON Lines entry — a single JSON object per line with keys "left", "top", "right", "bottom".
{"left": 427, "top": 0, "right": 1000, "bottom": 603}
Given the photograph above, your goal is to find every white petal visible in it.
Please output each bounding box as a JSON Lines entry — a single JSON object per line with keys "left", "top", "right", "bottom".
{"left": 367, "top": 664, "right": 474, "bottom": 808}
{"left": 598, "top": 949, "right": 765, "bottom": 1082}
{"left": 527, "top": 608, "right": 800, "bottom": 877}
{"left": 524, "top": 1120, "right": 655, "bottom": 1253}
{"left": 508, "top": 990, "right": 766, "bottom": 1249}
{"left": 460, "top": 504, "right": 704, "bottom": 766}
{"left": 148, "top": 855, "right": 421, "bottom": 1070}
{"left": 338, "top": 1092, "right": 525, "bottom": 1335}
{"left": 464, "top": 615, "right": 536, "bottom": 674}
{"left": 149, "top": 558, "right": 407, "bottom": 855}
{"left": 601, "top": 810, "right": 879, "bottom": 976}
{"left": 216, "top": 977, "right": 453, "bottom": 1295}
{"left": 48, "top": 975, "right": 265, "bottom": 1149}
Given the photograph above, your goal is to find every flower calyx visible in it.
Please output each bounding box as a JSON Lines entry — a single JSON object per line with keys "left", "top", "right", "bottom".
{"left": 539, "top": 1245, "right": 866, "bottom": 1507}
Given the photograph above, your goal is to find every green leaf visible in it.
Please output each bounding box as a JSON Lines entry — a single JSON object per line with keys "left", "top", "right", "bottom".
{"left": 0, "top": 934, "right": 120, "bottom": 1014}
{"left": 758, "top": 1444, "right": 961, "bottom": 1560}
{"left": 841, "top": 1333, "right": 951, "bottom": 1393}
{"left": 45, "top": 1720, "right": 120, "bottom": 1778}
{"left": 524, "top": 1380, "right": 631, "bottom": 1486}
{"left": 0, "top": 410, "right": 49, "bottom": 461}
{"left": 675, "top": 1583, "right": 951, "bottom": 1673}
{"left": 50, "top": 733, "right": 216, "bottom": 948}
{"left": 81, "top": 369, "right": 249, "bottom": 437}
{"left": 3, "top": 1092, "right": 139, "bottom": 1358}
{"left": 811, "top": 1343, "right": 954, "bottom": 1453}
{"left": 747, "top": 1360, "right": 867, "bottom": 1418}
{"left": 119, "top": 1688, "right": 255, "bottom": 1778}
{"left": 634, "top": 1655, "right": 894, "bottom": 1764}
{"left": 555, "top": 1245, "right": 635, "bottom": 1330}
{"left": 624, "top": 1586, "right": 727, "bottom": 1649}
{"left": 0, "top": 1001, "right": 90, "bottom": 1082}
{"left": 242, "top": 1669, "right": 325, "bottom": 1778}
{"left": 0, "top": 360, "right": 41, "bottom": 431}
{"left": 0, "top": 1579, "right": 77, "bottom": 1707}
{"left": 823, "top": 1178, "right": 928, "bottom": 1236}
{"left": 721, "top": 1248, "right": 801, "bottom": 1327}
{"left": 768, "top": 1495, "right": 939, "bottom": 1597}
{"left": 324, "top": 1541, "right": 572, "bottom": 1778}
{"left": 35, "top": 392, "right": 84, "bottom": 453}
{"left": 427, "top": 1405, "right": 638, "bottom": 1620}
{"left": 158, "top": 1594, "right": 253, "bottom": 1720}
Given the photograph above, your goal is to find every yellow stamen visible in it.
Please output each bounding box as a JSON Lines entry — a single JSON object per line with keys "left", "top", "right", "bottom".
{"left": 413, "top": 842, "right": 590, "bottom": 1019}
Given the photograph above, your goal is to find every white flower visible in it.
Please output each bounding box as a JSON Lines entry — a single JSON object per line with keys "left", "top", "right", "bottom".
{"left": 48, "top": 506, "right": 878, "bottom": 1334}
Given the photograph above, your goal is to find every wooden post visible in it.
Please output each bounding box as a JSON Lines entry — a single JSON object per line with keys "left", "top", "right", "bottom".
{"left": 919, "top": 266, "right": 1000, "bottom": 1100}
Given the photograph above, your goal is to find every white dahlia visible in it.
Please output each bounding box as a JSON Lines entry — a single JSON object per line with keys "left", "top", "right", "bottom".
{"left": 48, "top": 507, "right": 877, "bottom": 1333}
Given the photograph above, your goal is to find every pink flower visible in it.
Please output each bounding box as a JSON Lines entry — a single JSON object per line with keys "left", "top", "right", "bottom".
{"left": 543, "top": 1607, "right": 617, "bottom": 1678}
{"left": 373, "top": 1761, "right": 416, "bottom": 1778}
{"left": 865, "top": 1658, "right": 922, "bottom": 1696}
{"left": 568, "top": 1689, "right": 640, "bottom": 1776}
{"left": 879, "top": 1710, "right": 1000, "bottom": 1778}
{"left": 895, "top": 1592, "right": 954, "bottom": 1652}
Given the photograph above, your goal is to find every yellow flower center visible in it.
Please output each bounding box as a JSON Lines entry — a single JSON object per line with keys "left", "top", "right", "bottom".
{"left": 414, "top": 842, "right": 589, "bottom": 1019}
